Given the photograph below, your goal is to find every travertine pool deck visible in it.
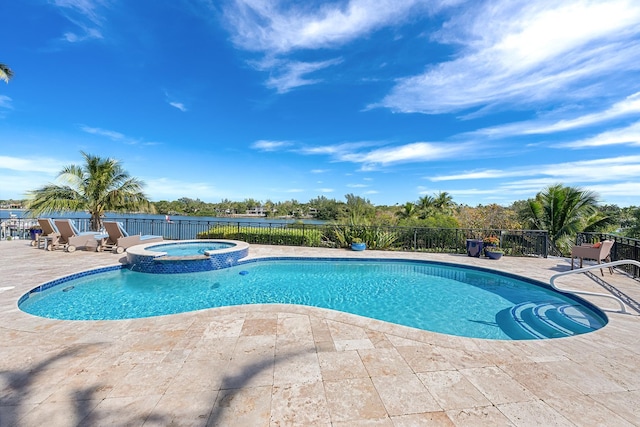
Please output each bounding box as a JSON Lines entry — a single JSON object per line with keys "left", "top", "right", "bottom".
{"left": 1, "top": 240, "right": 639, "bottom": 426}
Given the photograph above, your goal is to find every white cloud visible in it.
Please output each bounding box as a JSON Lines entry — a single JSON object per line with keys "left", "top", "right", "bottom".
{"left": 251, "top": 140, "right": 292, "bottom": 151}
{"left": 376, "top": 0, "right": 640, "bottom": 114}
{"left": 81, "top": 125, "right": 125, "bottom": 140}
{"left": 431, "top": 155, "right": 640, "bottom": 184}
{"left": 339, "top": 142, "right": 474, "bottom": 167}
{"left": 169, "top": 101, "right": 187, "bottom": 112}
{"left": 316, "top": 188, "right": 334, "bottom": 193}
{"left": 144, "top": 178, "right": 223, "bottom": 201}
{"left": 264, "top": 58, "right": 343, "bottom": 93}
{"left": 423, "top": 187, "right": 501, "bottom": 196}
{"left": 164, "top": 90, "right": 188, "bottom": 112}
{"left": 587, "top": 181, "right": 640, "bottom": 196}
{"left": 0, "top": 95, "right": 13, "bottom": 109}
{"left": 297, "top": 140, "right": 381, "bottom": 156}
{"left": 222, "top": 0, "right": 458, "bottom": 92}
{"left": 556, "top": 121, "right": 640, "bottom": 148}
{"left": 0, "top": 156, "right": 66, "bottom": 174}
{"left": 80, "top": 125, "right": 155, "bottom": 145}
{"left": 297, "top": 140, "right": 476, "bottom": 170}
{"left": 52, "top": 0, "right": 107, "bottom": 42}
{"left": 224, "top": 0, "right": 430, "bottom": 54}
{"left": 474, "top": 92, "right": 640, "bottom": 138}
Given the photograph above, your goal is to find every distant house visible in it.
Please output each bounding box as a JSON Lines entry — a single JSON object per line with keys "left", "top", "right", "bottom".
{"left": 0, "top": 202, "right": 23, "bottom": 209}
{"left": 246, "top": 206, "right": 267, "bottom": 216}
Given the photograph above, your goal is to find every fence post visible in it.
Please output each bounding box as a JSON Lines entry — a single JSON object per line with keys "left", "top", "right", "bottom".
{"left": 543, "top": 232, "right": 549, "bottom": 258}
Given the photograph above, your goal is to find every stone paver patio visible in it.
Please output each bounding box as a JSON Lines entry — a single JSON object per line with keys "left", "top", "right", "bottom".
{"left": 1, "top": 240, "right": 639, "bottom": 426}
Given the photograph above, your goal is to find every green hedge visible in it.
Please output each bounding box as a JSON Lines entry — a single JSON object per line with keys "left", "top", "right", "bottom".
{"left": 197, "top": 225, "right": 325, "bottom": 246}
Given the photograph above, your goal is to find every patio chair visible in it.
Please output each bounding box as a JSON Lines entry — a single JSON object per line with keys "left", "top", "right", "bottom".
{"left": 53, "top": 219, "right": 108, "bottom": 252}
{"left": 570, "top": 240, "right": 614, "bottom": 276}
{"left": 36, "top": 218, "right": 61, "bottom": 250}
{"left": 102, "top": 221, "right": 163, "bottom": 254}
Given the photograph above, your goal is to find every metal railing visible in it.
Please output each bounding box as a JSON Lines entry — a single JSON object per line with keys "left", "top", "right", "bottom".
{"left": 100, "top": 219, "right": 553, "bottom": 257}
{"left": 549, "top": 260, "right": 640, "bottom": 313}
{"left": 1, "top": 215, "right": 552, "bottom": 257}
{"left": 577, "top": 232, "right": 640, "bottom": 278}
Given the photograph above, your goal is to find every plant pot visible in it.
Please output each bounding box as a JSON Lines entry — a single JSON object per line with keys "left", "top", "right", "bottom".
{"left": 483, "top": 245, "right": 497, "bottom": 256}
{"left": 486, "top": 251, "right": 503, "bottom": 260}
{"left": 466, "top": 239, "right": 483, "bottom": 257}
{"left": 351, "top": 242, "right": 366, "bottom": 251}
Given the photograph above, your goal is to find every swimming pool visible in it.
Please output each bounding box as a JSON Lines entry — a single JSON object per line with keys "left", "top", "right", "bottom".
{"left": 18, "top": 258, "right": 607, "bottom": 340}
{"left": 126, "top": 239, "right": 250, "bottom": 274}
{"left": 146, "top": 241, "right": 236, "bottom": 256}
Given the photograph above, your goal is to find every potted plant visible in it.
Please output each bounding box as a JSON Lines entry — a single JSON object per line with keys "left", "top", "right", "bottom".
{"left": 482, "top": 236, "right": 500, "bottom": 256}
{"left": 484, "top": 247, "right": 504, "bottom": 260}
{"left": 351, "top": 238, "right": 366, "bottom": 251}
{"left": 482, "top": 236, "right": 500, "bottom": 247}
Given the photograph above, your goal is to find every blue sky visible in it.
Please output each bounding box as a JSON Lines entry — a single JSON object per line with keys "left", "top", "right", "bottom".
{"left": 1, "top": 0, "right": 640, "bottom": 207}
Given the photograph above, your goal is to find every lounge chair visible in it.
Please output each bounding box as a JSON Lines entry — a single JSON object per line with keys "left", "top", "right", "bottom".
{"left": 53, "top": 219, "right": 108, "bottom": 252}
{"left": 570, "top": 240, "right": 614, "bottom": 276}
{"left": 36, "top": 218, "right": 61, "bottom": 250}
{"left": 102, "top": 221, "right": 163, "bottom": 253}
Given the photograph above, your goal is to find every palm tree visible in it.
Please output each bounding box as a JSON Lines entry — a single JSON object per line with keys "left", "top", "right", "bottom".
{"left": 417, "top": 195, "right": 435, "bottom": 219}
{"left": 27, "top": 152, "right": 155, "bottom": 231}
{"left": 433, "top": 191, "right": 455, "bottom": 215}
{"left": 396, "top": 202, "right": 417, "bottom": 220}
{"left": 0, "top": 63, "right": 13, "bottom": 83}
{"left": 521, "top": 184, "right": 600, "bottom": 251}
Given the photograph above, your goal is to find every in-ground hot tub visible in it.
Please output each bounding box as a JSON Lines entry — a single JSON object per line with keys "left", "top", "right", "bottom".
{"left": 126, "top": 240, "right": 249, "bottom": 274}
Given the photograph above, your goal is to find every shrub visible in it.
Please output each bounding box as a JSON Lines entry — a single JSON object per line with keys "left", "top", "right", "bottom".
{"left": 197, "top": 225, "right": 324, "bottom": 247}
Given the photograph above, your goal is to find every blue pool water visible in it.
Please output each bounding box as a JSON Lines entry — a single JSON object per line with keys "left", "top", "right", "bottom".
{"left": 18, "top": 259, "right": 607, "bottom": 340}
{"left": 147, "top": 241, "right": 235, "bottom": 256}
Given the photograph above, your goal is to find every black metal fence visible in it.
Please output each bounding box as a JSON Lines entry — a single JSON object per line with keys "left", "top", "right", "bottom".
{"left": 96, "top": 218, "right": 553, "bottom": 257}
{"left": 577, "top": 232, "right": 640, "bottom": 278}
{"left": 1, "top": 215, "right": 552, "bottom": 257}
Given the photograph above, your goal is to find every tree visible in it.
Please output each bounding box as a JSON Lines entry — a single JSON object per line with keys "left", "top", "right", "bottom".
{"left": 622, "top": 207, "right": 640, "bottom": 238}
{"left": 520, "top": 184, "right": 601, "bottom": 251}
{"left": 343, "top": 194, "right": 375, "bottom": 223}
{"left": 396, "top": 202, "right": 418, "bottom": 220}
{"left": 433, "top": 191, "right": 455, "bottom": 215}
{"left": 308, "top": 196, "right": 342, "bottom": 220}
{"left": 456, "top": 204, "right": 522, "bottom": 230}
{"left": 417, "top": 195, "right": 435, "bottom": 219}
{"left": 0, "top": 63, "right": 13, "bottom": 83}
{"left": 26, "top": 152, "right": 155, "bottom": 230}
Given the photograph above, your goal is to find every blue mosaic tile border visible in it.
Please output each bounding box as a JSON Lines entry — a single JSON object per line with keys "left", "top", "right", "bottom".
{"left": 127, "top": 246, "right": 249, "bottom": 274}
{"left": 18, "top": 265, "right": 123, "bottom": 305}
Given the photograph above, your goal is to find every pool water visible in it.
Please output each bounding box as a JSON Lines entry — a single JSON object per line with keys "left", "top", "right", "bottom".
{"left": 19, "top": 259, "right": 607, "bottom": 340}
{"left": 147, "top": 241, "right": 235, "bottom": 256}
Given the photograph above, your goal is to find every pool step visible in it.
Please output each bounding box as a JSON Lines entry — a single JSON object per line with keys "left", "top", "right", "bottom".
{"left": 500, "top": 301, "right": 603, "bottom": 340}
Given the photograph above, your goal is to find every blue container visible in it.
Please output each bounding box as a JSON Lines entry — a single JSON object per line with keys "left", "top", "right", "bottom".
{"left": 351, "top": 242, "right": 366, "bottom": 251}
{"left": 466, "top": 239, "right": 483, "bottom": 257}
{"left": 30, "top": 229, "right": 43, "bottom": 240}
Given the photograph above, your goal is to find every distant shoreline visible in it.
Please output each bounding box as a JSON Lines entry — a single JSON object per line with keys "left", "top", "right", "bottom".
{"left": 0, "top": 209, "right": 324, "bottom": 224}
